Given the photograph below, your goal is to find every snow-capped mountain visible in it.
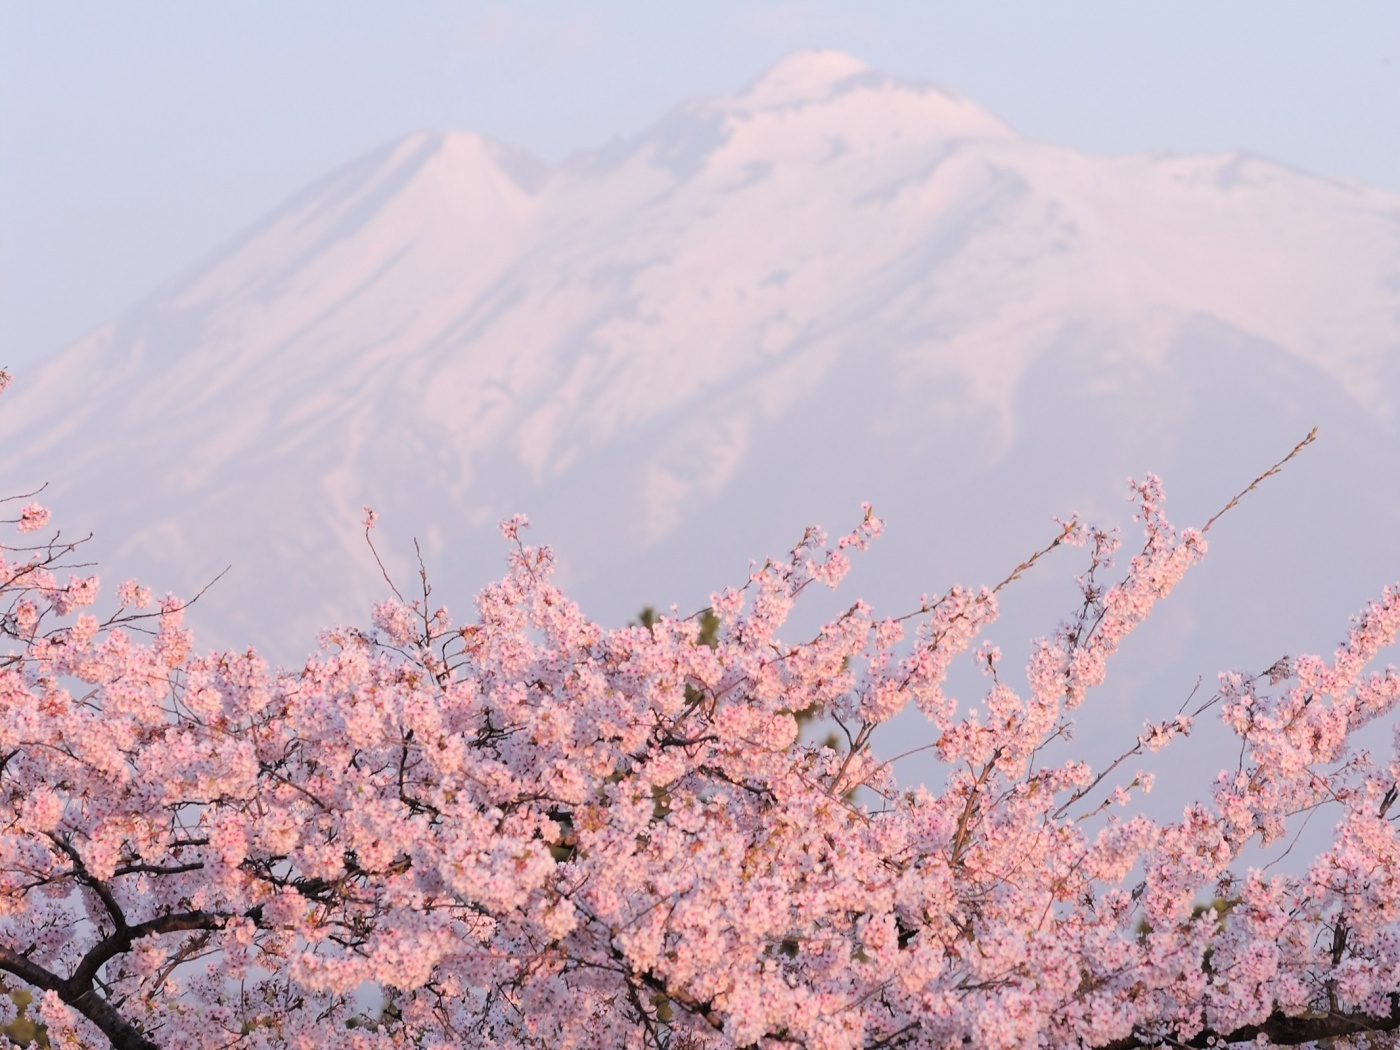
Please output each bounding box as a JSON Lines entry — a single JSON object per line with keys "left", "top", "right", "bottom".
{"left": 4, "top": 51, "right": 1400, "bottom": 776}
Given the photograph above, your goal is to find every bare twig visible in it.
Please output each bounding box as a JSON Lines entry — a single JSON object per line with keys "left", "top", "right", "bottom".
{"left": 1201, "top": 427, "right": 1318, "bottom": 535}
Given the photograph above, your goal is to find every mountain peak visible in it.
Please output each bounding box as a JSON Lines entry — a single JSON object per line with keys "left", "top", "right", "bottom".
{"left": 743, "top": 49, "right": 871, "bottom": 105}
{"left": 4, "top": 55, "right": 1398, "bottom": 666}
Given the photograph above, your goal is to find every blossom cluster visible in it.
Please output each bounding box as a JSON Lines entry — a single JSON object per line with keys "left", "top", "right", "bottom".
{"left": 3, "top": 452, "right": 1400, "bottom": 1049}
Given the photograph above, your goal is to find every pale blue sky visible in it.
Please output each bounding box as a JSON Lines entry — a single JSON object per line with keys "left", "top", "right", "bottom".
{"left": 2, "top": 2, "right": 1397, "bottom": 368}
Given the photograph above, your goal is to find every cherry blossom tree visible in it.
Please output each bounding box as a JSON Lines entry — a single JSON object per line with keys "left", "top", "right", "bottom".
{"left": 4, "top": 382, "right": 1400, "bottom": 1050}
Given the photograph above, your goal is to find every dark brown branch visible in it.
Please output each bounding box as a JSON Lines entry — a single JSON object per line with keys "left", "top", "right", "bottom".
{"left": 111, "top": 859, "right": 206, "bottom": 878}
{"left": 1380, "top": 782, "right": 1398, "bottom": 819}
{"left": 2, "top": 897, "right": 264, "bottom": 1050}
{"left": 47, "top": 833, "right": 130, "bottom": 934}
{"left": 69, "top": 908, "right": 245, "bottom": 992}
{"left": 59, "top": 985, "right": 161, "bottom": 1050}
{"left": 0, "top": 942, "right": 63, "bottom": 994}
{"left": 1100, "top": 996, "right": 1400, "bottom": 1050}
{"left": 0, "top": 942, "right": 159, "bottom": 1050}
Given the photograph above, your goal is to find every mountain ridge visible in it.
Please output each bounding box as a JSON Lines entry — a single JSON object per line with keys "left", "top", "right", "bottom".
{"left": 2, "top": 50, "right": 1398, "bottom": 717}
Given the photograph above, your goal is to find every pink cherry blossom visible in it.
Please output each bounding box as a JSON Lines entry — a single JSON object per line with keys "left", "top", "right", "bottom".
{"left": 7, "top": 427, "right": 1400, "bottom": 1050}
{"left": 15, "top": 501, "right": 49, "bottom": 532}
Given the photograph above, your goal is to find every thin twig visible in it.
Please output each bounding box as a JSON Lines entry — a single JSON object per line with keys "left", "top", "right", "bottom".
{"left": 365, "top": 521, "right": 405, "bottom": 602}
{"left": 1201, "top": 427, "right": 1318, "bottom": 534}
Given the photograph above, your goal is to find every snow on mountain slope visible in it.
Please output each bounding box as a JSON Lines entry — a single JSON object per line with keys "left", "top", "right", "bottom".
{"left": 3, "top": 48, "right": 1400, "bottom": 728}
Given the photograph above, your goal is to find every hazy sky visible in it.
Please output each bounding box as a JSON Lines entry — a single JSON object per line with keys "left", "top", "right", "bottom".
{"left": 2, "top": 2, "right": 1397, "bottom": 369}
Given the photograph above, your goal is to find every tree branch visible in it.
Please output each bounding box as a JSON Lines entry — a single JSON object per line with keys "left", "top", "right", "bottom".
{"left": 1101, "top": 996, "right": 1400, "bottom": 1050}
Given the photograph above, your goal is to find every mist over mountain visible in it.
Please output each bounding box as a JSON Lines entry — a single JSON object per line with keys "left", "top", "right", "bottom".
{"left": 4, "top": 50, "right": 1400, "bottom": 789}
